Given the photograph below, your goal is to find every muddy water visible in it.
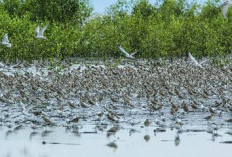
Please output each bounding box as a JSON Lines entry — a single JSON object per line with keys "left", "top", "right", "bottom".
{"left": 1, "top": 125, "right": 232, "bottom": 157}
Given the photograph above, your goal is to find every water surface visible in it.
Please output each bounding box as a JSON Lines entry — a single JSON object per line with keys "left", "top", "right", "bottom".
{"left": 1, "top": 125, "right": 232, "bottom": 157}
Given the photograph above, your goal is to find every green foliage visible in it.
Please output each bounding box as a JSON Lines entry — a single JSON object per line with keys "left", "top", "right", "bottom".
{"left": 0, "top": 0, "right": 232, "bottom": 61}
{"left": 2, "top": 0, "right": 24, "bottom": 17}
{"left": 132, "top": 0, "right": 157, "bottom": 19}
{"left": 0, "top": 13, "right": 83, "bottom": 62}
{"left": 200, "top": 1, "right": 221, "bottom": 19}
{"left": 0, "top": 0, "right": 93, "bottom": 24}
{"left": 106, "top": 0, "right": 134, "bottom": 17}
{"left": 24, "top": 0, "right": 93, "bottom": 24}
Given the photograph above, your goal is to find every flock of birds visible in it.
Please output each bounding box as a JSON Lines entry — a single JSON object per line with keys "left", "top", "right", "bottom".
{"left": 1, "top": 2, "right": 232, "bottom": 156}
{"left": 0, "top": 1, "right": 232, "bottom": 136}
{"left": 0, "top": 57, "right": 232, "bottom": 133}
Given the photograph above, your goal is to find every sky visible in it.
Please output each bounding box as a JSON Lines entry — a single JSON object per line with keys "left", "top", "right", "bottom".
{"left": 90, "top": 0, "right": 153, "bottom": 14}
{"left": 90, "top": 0, "right": 223, "bottom": 14}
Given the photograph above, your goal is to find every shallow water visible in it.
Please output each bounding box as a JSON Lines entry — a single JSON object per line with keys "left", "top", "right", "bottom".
{"left": 1, "top": 59, "right": 232, "bottom": 156}
{"left": 1, "top": 125, "right": 232, "bottom": 157}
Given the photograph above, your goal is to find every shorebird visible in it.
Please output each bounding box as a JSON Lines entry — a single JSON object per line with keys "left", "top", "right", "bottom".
{"left": 118, "top": 46, "right": 138, "bottom": 59}
{"left": 1, "top": 34, "right": 12, "bottom": 47}
{"left": 35, "top": 25, "right": 48, "bottom": 39}
{"left": 188, "top": 52, "right": 206, "bottom": 68}
{"left": 221, "top": 0, "right": 232, "bottom": 19}
{"left": 175, "top": 132, "right": 181, "bottom": 146}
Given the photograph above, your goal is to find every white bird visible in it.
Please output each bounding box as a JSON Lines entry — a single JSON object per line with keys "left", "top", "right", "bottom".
{"left": 118, "top": 46, "right": 138, "bottom": 59}
{"left": 221, "top": 0, "right": 232, "bottom": 19}
{"left": 188, "top": 52, "right": 206, "bottom": 68}
{"left": 1, "top": 34, "right": 12, "bottom": 48}
{"left": 35, "top": 25, "right": 48, "bottom": 39}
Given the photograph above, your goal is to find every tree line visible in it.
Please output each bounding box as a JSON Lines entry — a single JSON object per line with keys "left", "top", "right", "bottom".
{"left": 0, "top": 0, "right": 230, "bottom": 62}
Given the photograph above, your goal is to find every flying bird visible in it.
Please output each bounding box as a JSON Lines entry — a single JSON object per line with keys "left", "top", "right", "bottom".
{"left": 188, "top": 52, "right": 206, "bottom": 68}
{"left": 35, "top": 25, "right": 48, "bottom": 39}
{"left": 118, "top": 46, "right": 138, "bottom": 59}
{"left": 1, "top": 34, "right": 12, "bottom": 48}
{"left": 221, "top": 0, "right": 232, "bottom": 19}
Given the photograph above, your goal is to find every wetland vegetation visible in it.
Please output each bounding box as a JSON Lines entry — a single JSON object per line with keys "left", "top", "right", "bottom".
{"left": 0, "top": 0, "right": 232, "bottom": 62}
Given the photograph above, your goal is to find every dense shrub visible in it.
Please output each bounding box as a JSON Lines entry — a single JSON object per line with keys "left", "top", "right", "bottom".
{"left": 1, "top": 0, "right": 93, "bottom": 24}
{"left": 1, "top": 0, "right": 24, "bottom": 17}
{"left": 132, "top": 0, "right": 157, "bottom": 19}
{"left": 0, "top": 11, "right": 83, "bottom": 61}
{"left": 24, "top": 0, "right": 93, "bottom": 24}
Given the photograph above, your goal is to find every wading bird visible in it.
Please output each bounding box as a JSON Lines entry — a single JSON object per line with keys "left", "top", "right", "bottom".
{"left": 188, "top": 52, "right": 206, "bottom": 68}
{"left": 1, "top": 34, "right": 12, "bottom": 48}
{"left": 221, "top": 0, "right": 232, "bottom": 19}
{"left": 35, "top": 25, "right": 48, "bottom": 39}
{"left": 118, "top": 46, "right": 138, "bottom": 59}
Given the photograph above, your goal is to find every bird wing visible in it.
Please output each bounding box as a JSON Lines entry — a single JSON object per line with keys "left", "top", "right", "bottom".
{"left": 35, "top": 25, "right": 40, "bottom": 35}
{"left": 188, "top": 52, "right": 200, "bottom": 65}
{"left": 119, "top": 46, "right": 130, "bottom": 57}
{"left": 131, "top": 50, "right": 139, "bottom": 56}
{"left": 221, "top": 3, "right": 230, "bottom": 18}
{"left": 221, "top": 1, "right": 232, "bottom": 19}
{"left": 40, "top": 25, "right": 48, "bottom": 36}
{"left": 2, "top": 34, "right": 9, "bottom": 43}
